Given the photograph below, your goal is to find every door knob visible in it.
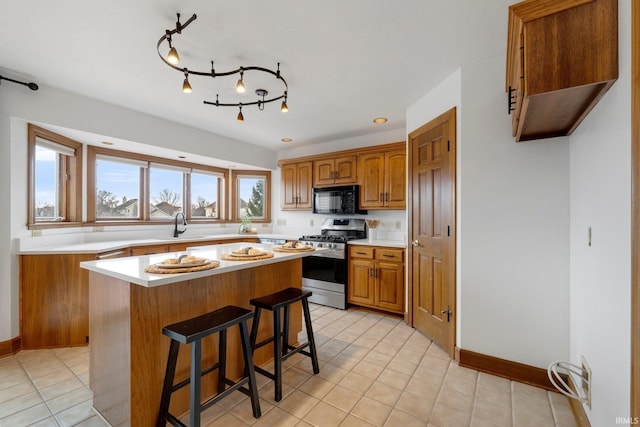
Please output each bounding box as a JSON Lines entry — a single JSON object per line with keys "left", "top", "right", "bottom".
{"left": 411, "top": 240, "right": 420, "bottom": 247}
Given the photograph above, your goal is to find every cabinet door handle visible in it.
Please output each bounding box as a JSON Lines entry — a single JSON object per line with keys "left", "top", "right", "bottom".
{"left": 385, "top": 192, "right": 389, "bottom": 203}
{"left": 379, "top": 192, "right": 383, "bottom": 202}
{"left": 369, "top": 267, "right": 373, "bottom": 278}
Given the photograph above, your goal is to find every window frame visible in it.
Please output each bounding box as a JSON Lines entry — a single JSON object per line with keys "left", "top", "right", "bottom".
{"left": 87, "top": 146, "right": 229, "bottom": 224}
{"left": 230, "top": 170, "right": 271, "bottom": 223}
{"left": 27, "top": 124, "right": 83, "bottom": 229}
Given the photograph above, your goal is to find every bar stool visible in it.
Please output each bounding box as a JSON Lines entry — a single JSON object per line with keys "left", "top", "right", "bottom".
{"left": 157, "top": 305, "right": 261, "bottom": 427}
{"left": 249, "top": 288, "right": 320, "bottom": 402}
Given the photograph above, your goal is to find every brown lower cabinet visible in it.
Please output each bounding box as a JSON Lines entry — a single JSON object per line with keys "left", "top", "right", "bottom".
{"left": 19, "top": 237, "right": 259, "bottom": 349}
{"left": 348, "top": 245, "right": 405, "bottom": 314}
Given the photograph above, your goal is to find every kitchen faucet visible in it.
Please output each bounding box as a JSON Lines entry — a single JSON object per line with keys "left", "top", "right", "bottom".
{"left": 174, "top": 212, "right": 187, "bottom": 238}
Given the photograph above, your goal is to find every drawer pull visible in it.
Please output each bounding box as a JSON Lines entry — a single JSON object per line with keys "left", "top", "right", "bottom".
{"left": 383, "top": 254, "right": 396, "bottom": 258}
{"left": 356, "top": 251, "right": 367, "bottom": 255}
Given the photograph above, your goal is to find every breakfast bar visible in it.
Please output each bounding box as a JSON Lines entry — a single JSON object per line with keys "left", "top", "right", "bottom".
{"left": 80, "top": 243, "right": 316, "bottom": 427}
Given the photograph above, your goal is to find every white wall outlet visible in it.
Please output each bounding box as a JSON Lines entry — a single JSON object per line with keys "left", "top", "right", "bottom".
{"left": 93, "top": 226, "right": 104, "bottom": 232}
{"left": 31, "top": 229, "right": 42, "bottom": 237}
{"left": 581, "top": 355, "right": 592, "bottom": 409}
{"left": 277, "top": 219, "right": 286, "bottom": 226}
{"left": 395, "top": 221, "right": 401, "bottom": 230}
{"left": 310, "top": 219, "right": 314, "bottom": 227}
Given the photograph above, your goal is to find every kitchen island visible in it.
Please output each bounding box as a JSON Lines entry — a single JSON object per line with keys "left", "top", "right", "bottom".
{"left": 80, "top": 243, "right": 316, "bottom": 427}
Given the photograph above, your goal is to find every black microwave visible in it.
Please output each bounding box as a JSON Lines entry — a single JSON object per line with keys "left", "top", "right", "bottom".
{"left": 312, "top": 185, "right": 367, "bottom": 215}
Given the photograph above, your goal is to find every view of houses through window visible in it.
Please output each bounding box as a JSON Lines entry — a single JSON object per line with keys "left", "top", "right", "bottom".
{"left": 95, "top": 157, "right": 141, "bottom": 219}
{"left": 32, "top": 136, "right": 270, "bottom": 225}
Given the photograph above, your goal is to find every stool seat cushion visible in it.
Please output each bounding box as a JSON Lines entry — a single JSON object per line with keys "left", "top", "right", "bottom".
{"left": 163, "top": 306, "right": 253, "bottom": 344}
{"left": 250, "top": 288, "right": 312, "bottom": 310}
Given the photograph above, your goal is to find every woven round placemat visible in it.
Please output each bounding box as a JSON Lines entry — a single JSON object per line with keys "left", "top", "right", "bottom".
{"left": 144, "top": 260, "right": 220, "bottom": 274}
{"left": 221, "top": 252, "right": 274, "bottom": 261}
{"left": 273, "top": 246, "right": 315, "bottom": 253}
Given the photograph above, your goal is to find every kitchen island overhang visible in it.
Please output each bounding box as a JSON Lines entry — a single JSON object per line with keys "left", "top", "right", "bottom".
{"left": 80, "top": 243, "right": 320, "bottom": 427}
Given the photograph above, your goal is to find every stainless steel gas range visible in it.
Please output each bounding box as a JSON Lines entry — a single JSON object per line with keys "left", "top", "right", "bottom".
{"left": 299, "top": 218, "right": 366, "bottom": 309}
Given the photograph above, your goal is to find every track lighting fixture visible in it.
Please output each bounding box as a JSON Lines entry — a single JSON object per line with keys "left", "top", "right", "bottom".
{"left": 157, "top": 12, "right": 289, "bottom": 121}
{"left": 0, "top": 75, "right": 39, "bottom": 91}
{"left": 182, "top": 69, "right": 192, "bottom": 93}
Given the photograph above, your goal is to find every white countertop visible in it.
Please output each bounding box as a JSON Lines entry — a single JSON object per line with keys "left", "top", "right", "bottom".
{"left": 348, "top": 239, "right": 407, "bottom": 248}
{"left": 80, "top": 242, "right": 322, "bottom": 288}
{"left": 18, "top": 233, "right": 297, "bottom": 255}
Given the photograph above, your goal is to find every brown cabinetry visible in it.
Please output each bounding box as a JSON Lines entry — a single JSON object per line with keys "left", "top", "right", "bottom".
{"left": 129, "top": 244, "right": 170, "bottom": 256}
{"left": 348, "top": 246, "right": 404, "bottom": 314}
{"left": 20, "top": 249, "right": 129, "bottom": 349}
{"left": 281, "top": 161, "right": 313, "bottom": 210}
{"left": 313, "top": 156, "right": 357, "bottom": 187}
{"left": 359, "top": 148, "right": 406, "bottom": 209}
{"left": 18, "top": 237, "right": 260, "bottom": 349}
{"left": 506, "top": 0, "right": 618, "bottom": 142}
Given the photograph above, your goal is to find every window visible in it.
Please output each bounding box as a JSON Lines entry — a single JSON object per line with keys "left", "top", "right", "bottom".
{"left": 95, "top": 155, "right": 145, "bottom": 220}
{"left": 87, "top": 146, "right": 229, "bottom": 223}
{"left": 190, "top": 170, "right": 223, "bottom": 219}
{"left": 231, "top": 170, "right": 271, "bottom": 222}
{"left": 28, "top": 124, "right": 82, "bottom": 228}
{"left": 149, "top": 163, "right": 186, "bottom": 219}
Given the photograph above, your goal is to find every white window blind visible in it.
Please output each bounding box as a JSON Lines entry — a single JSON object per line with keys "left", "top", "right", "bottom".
{"left": 96, "top": 154, "right": 148, "bottom": 168}
{"left": 191, "top": 168, "right": 224, "bottom": 178}
{"left": 35, "top": 137, "right": 76, "bottom": 157}
{"left": 150, "top": 162, "right": 191, "bottom": 173}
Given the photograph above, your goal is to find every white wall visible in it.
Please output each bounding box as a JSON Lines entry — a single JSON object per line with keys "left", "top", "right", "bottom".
{"left": 407, "top": 60, "right": 571, "bottom": 368}
{"left": 0, "top": 84, "right": 279, "bottom": 341}
{"left": 568, "top": 2, "right": 632, "bottom": 424}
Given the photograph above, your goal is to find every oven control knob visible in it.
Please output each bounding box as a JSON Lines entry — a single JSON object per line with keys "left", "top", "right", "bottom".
{"left": 317, "top": 243, "right": 323, "bottom": 248}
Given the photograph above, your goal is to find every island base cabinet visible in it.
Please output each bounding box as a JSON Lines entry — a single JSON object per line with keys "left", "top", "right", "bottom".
{"left": 89, "top": 260, "right": 303, "bottom": 427}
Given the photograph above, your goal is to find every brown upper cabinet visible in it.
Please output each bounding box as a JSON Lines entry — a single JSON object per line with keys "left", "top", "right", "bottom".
{"left": 280, "top": 160, "right": 313, "bottom": 210}
{"left": 279, "top": 142, "right": 406, "bottom": 211}
{"left": 506, "top": 0, "right": 618, "bottom": 142}
{"left": 359, "top": 149, "right": 406, "bottom": 209}
{"left": 313, "top": 156, "right": 357, "bottom": 187}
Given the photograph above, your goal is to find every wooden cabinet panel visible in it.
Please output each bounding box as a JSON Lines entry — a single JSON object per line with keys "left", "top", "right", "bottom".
{"left": 376, "top": 261, "right": 404, "bottom": 313}
{"left": 348, "top": 246, "right": 405, "bottom": 314}
{"left": 313, "top": 156, "right": 357, "bottom": 187}
{"left": 506, "top": 0, "right": 618, "bottom": 141}
{"left": 358, "top": 148, "right": 406, "bottom": 210}
{"left": 129, "top": 244, "right": 170, "bottom": 256}
{"left": 348, "top": 259, "right": 375, "bottom": 306}
{"left": 385, "top": 150, "right": 407, "bottom": 209}
{"left": 20, "top": 254, "right": 94, "bottom": 349}
{"left": 281, "top": 161, "right": 313, "bottom": 210}
{"left": 358, "top": 153, "right": 385, "bottom": 208}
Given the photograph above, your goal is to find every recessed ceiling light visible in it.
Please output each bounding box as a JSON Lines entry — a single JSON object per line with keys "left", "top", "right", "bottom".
{"left": 281, "top": 138, "right": 293, "bottom": 143}
{"left": 229, "top": 164, "right": 236, "bottom": 169}
{"left": 373, "top": 117, "right": 388, "bottom": 124}
{"left": 101, "top": 141, "right": 114, "bottom": 145}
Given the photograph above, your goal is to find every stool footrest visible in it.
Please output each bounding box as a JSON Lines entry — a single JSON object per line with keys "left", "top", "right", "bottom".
{"left": 201, "top": 377, "right": 250, "bottom": 412}
{"left": 170, "top": 361, "right": 221, "bottom": 394}
{"left": 254, "top": 366, "right": 277, "bottom": 381}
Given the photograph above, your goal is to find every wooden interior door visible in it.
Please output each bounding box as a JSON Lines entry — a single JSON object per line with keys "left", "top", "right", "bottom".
{"left": 408, "top": 108, "right": 456, "bottom": 356}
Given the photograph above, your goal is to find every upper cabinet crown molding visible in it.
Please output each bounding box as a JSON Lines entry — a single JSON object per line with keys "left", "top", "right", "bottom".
{"left": 506, "top": 0, "right": 618, "bottom": 142}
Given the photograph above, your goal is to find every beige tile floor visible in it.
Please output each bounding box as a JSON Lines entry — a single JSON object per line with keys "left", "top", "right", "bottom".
{"left": 0, "top": 304, "right": 578, "bottom": 426}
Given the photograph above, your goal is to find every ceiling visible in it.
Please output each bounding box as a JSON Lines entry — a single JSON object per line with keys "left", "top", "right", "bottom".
{"left": 0, "top": 0, "right": 511, "bottom": 151}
